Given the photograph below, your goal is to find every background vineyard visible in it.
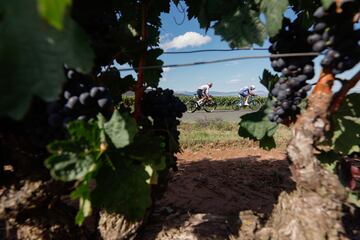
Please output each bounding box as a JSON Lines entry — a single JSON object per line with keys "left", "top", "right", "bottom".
{"left": 123, "top": 95, "right": 267, "bottom": 109}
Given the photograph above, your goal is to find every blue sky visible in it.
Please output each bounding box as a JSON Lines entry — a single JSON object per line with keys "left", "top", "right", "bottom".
{"left": 118, "top": 2, "right": 360, "bottom": 94}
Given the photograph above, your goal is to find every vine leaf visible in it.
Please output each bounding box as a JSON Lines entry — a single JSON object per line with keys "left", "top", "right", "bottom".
{"left": 239, "top": 99, "right": 278, "bottom": 150}
{"left": 330, "top": 93, "right": 360, "bottom": 155}
{"left": 259, "top": 69, "right": 280, "bottom": 92}
{"left": 91, "top": 161, "right": 152, "bottom": 219}
{"left": 37, "top": 0, "right": 71, "bottom": 30}
{"left": 316, "top": 150, "right": 340, "bottom": 173}
{"left": 260, "top": 0, "right": 288, "bottom": 37}
{"left": 214, "top": 5, "right": 266, "bottom": 48}
{"left": 321, "top": 0, "right": 334, "bottom": 9}
{"left": 123, "top": 134, "right": 167, "bottom": 184}
{"left": 102, "top": 110, "right": 138, "bottom": 149}
{"left": 100, "top": 69, "right": 136, "bottom": 103}
{"left": 0, "top": 0, "right": 93, "bottom": 119}
{"left": 260, "top": 135, "right": 276, "bottom": 150}
{"left": 144, "top": 49, "right": 164, "bottom": 88}
{"left": 332, "top": 117, "right": 360, "bottom": 155}
{"left": 45, "top": 121, "right": 100, "bottom": 181}
{"left": 71, "top": 175, "right": 92, "bottom": 225}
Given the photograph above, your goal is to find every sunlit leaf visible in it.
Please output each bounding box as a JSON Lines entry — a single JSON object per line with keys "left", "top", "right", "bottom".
{"left": 37, "top": 0, "right": 71, "bottom": 30}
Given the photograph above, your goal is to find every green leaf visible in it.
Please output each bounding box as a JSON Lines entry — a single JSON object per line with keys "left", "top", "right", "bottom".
{"left": 100, "top": 69, "right": 136, "bottom": 103}
{"left": 332, "top": 117, "right": 360, "bottom": 155}
{"left": 321, "top": 0, "right": 334, "bottom": 9}
{"left": 214, "top": 5, "right": 267, "bottom": 48}
{"left": 259, "top": 135, "right": 276, "bottom": 150}
{"left": 239, "top": 100, "right": 278, "bottom": 140}
{"left": 260, "top": 0, "right": 288, "bottom": 37}
{"left": 67, "top": 120, "right": 101, "bottom": 147}
{"left": 45, "top": 151, "right": 98, "bottom": 181}
{"left": 45, "top": 120, "right": 101, "bottom": 181}
{"left": 91, "top": 161, "right": 152, "bottom": 219}
{"left": 239, "top": 99, "right": 278, "bottom": 150}
{"left": 0, "top": 0, "right": 93, "bottom": 119}
{"left": 259, "top": 69, "right": 280, "bottom": 92}
{"left": 348, "top": 192, "right": 360, "bottom": 207}
{"left": 37, "top": 0, "right": 71, "bottom": 30}
{"left": 71, "top": 176, "right": 93, "bottom": 225}
{"left": 316, "top": 150, "right": 340, "bottom": 172}
{"left": 123, "top": 134, "right": 166, "bottom": 166}
{"left": 103, "top": 111, "right": 138, "bottom": 149}
{"left": 330, "top": 94, "right": 360, "bottom": 155}
{"left": 133, "top": 48, "right": 163, "bottom": 88}
{"left": 334, "top": 93, "right": 360, "bottom": 118}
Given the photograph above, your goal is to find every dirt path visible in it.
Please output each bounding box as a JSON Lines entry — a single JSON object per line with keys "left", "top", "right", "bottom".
{"left": 137, "top": 147, "right": 295, "bottom": 240}
{"left": 181, "top": 110, "right": 252, "bottom": 123}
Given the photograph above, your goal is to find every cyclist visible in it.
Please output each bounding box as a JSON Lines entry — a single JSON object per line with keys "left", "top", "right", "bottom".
{"left": 196, "top": 82, "right": 213, "bottom": 105}
{"left": 239, "top": 85, "right": 256, "bottom": 106}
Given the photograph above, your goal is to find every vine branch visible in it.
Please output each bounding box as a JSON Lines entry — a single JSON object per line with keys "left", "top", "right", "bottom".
{"left": 134, "top": 0, "right": 149, "bottom": 122}
{"left": 331, "top": 70, "right": 360, "bottom": 113}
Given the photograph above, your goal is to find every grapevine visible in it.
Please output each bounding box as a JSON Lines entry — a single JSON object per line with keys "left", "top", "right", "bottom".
{"left": 0, "top": 0, "right": 360, "bottom": 239}
{"left": 268, "top": 18, "right": 315, "bottom": 123}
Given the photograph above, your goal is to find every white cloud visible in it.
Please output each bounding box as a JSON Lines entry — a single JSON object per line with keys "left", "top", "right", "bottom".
{"left": 226, "top": 79, "right": 242, "bottom": 84}
{"left": 163, "top": 67, "right": 171, "bottom": 73}
{"left": 159, "top": 33, "right": 173, "bottom": 42}
{"left": 160, "top": 32, "right": 211, "bottom": 50}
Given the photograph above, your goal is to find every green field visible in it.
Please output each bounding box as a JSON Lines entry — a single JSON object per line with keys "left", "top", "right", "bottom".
{"left": 179, "top": 119, "right": 292, "bottom": 151}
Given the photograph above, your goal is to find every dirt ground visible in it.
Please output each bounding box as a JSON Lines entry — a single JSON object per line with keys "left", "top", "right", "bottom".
{"left": 136, "top": 146, "right": 295, "bottom": 240}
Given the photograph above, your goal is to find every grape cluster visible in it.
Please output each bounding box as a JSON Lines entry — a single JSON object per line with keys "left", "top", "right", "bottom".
{"left": 47, "top": 68, "right": 114, "bottom": 128}
{"left": 268, "top": 19, "right": 316, "bottom": 123}
{"left": 142, "top": 88, "right": 187, "bottom": 169}
{"left": 308, "top": 1, "right": 360, "bottom": 74}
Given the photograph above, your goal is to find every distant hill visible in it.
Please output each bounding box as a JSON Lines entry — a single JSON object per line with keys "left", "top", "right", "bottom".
{"left": 123, "top": 90, "right": 268, "bottom": 97}
{"left": 175, "top": 90, "right": 268, "bottom": 97}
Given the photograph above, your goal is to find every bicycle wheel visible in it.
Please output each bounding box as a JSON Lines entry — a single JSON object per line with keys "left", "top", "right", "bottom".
{"left": 249, "top": 99, "right": 262, "bottom": 111}
{"left": 231, "top": 99, "right": 243, "bottom": 111}
{"left": 203, "top": 100, "right": 217, "bottom": 112}
{"left": 186, "top": 100, "right": 199, "bottom": 113}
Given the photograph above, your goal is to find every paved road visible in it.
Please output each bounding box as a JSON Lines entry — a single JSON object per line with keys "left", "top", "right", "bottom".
{"left": 181, "top": 110, "right": 253, "bottom": 123}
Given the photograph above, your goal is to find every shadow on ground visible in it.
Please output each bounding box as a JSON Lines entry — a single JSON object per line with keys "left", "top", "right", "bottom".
{"left": 136, "top": 155, "right": 295, "bottom": 240}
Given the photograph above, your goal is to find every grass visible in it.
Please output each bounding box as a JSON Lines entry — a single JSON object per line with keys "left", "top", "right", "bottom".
{"left": 179, "top": 119, "right": 292, "bottom": 151}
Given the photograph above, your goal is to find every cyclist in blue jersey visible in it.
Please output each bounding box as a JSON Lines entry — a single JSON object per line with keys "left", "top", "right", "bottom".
{"left": 239, "top": 85, "right": 256, "bottom": 106}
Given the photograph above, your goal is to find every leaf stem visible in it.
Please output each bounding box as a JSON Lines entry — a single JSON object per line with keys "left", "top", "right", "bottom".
{"left": 331, "top": 70, "right": 360, "bottom": 113}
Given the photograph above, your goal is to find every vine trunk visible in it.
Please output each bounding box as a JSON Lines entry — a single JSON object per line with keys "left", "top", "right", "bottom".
{"left": 256, "top": 70, "right": 350, "bottom": 239}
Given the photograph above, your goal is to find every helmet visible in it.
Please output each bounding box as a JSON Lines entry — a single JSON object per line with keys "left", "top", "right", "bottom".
{"left": 250, "top": 85, "right": 255, "bottom": 90}
{"left": 208, "top": 82, "right": 213, "bottom": 87}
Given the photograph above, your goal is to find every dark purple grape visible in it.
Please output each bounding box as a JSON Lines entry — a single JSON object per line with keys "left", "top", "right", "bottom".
{"left": 313, "top": 7, "right": 326, "bottom": 19}
{"left": 307, "top": 34, "right": 322, "bottom": 45}
{"left": 79, "top": 92, "right": 91, "bottom": 105}
{"left": 312, "top": 40, "right": 326, "bottom": 52}
{"left": 314, "top": 22, "right": 327, "bottom": 33}
{"left": 98, "top": 98, "right": 111, "bottom": 108}
{"left": 64, "top": 90, "right": 72, "bottom": 100}
{"left": 66, "top": 96, "right": 80, "bottom": 110}
{"left": 90, "top": 87, "right": 106, "bottom": 98}
{"left": 77, "top": 115, "right": 88, "bottom": 121}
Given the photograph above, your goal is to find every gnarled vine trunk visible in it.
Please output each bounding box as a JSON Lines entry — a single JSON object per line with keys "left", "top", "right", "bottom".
{"left": 256, "top": 71, "right": 350, "bottom": 240}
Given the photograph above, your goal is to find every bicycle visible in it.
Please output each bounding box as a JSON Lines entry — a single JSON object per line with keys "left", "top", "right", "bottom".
{"left": 231, "top": 94, "right": 262, "bottom": 111}
{"left": 186, "top": 95, "right": 217, "bottom": 113}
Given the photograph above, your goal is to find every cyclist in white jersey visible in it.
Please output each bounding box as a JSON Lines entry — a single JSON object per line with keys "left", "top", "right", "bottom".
{"left": 196, "top": 83, "right": 213, "bottom": 104}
